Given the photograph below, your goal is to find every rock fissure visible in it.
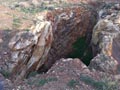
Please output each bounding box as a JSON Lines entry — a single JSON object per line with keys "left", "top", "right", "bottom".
{"left": 8, "top": 5, "right": 97, "bottom": 80}
{"left": 1, "top": 1, "right": 120, "bottom": 90}
{"left": 1, "top": 1, "right": 120, "bottom": 83}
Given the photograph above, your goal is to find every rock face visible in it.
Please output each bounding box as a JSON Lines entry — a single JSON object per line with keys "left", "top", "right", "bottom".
{"left": 89, "top": 3, "right": 120, "bottom": 74}
{"left": 9, "top": 13, "right": 53, "bottom": 79}
{"left": 30, "top": 58, "right": 94, "bottom": 90}
{"left": 43, "top": 5, "right": 97, "bottom": 71}
{"left": 15, "top": 58, "right": 120, "bottom": 90}
{"left": 8, "top": 5, "right": 97, "bottom": 79}
{"left": 1, "top": 1, "right": 120, "bottom": 90}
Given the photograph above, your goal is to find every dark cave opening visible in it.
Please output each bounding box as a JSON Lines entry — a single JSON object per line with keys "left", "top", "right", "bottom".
{"left": 67, "top": 36, "right": 93, "bottom": 66}
{"left": 28, "top": 38, "right": 93, "bottom": 78}
{"left": 36, "top": 36, "right": 94, "bottom": 76}
{"left": 36, "top": 33, "right": 95, "bottom": 76}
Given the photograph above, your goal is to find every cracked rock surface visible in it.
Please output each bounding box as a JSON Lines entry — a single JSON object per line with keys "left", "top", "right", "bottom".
{"left": 1, "top": 0, "right": 120, "bottom": 90}
{"left": 8, "top": 4, "right": 97, "bottom": 80}
{"left": 90, "top": 3, "right": 120, "bottom": 74}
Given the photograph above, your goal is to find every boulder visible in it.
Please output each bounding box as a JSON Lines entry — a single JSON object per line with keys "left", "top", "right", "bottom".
{"left": 1, "top": 1, "right": 120, "bottom": 90}
{"left": 23, "top": 58, "right": 120, "bottom": 90}
{"left": 43, "top": 5, "right": 97, "bottom": 71}
{"left": 89, "top": 3, "right": 120, "bottom": 74}
{"left": 9, "top": 12, "right": 53, "bottom": 80}
{"left": 9, "top": 4, "right": 97, "bottom": 80}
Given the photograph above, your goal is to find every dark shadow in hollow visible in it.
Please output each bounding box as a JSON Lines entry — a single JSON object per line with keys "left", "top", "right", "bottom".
{"left": 67, "top": 36, "right": 93, "bottom": 66}
{"left": 37, "top": 36, "right": 93, "bottom": 75}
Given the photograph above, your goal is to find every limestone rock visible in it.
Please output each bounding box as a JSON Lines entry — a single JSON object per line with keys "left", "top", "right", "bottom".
{"left": 89, "top": 3, "right": 120, "bottom": 74}
{"left": 9, "top": 12, "right": 53, "bottom": 79}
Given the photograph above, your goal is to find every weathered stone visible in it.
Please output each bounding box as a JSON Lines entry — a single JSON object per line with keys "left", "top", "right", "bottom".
{"left": 9, "top": 13, "right": 53, "bottom": 80}
{"left": 26, "top": 58, "right": 94, "bottom": 90}
{"left": 1, "top": 1, "right": 120, "bottom": 90}
{"left": 89, "top": 3, "right": 120, "bottom": 74}
{"left": 89, "top": 54, "right": 118, "bottom": 74}
{"left": 9, "top": 5, "right": 97, "bottom": 79}
{"left": 24, "top": 58, "right": 120, "bottom": 90}
{"left": 43, "top": 5, "right": 97, "bottom": 71}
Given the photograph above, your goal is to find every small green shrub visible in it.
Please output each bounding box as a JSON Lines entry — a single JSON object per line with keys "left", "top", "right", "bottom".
{"left": 38, "top": 77, "right": 58, "bottom": 86}
{"left": 13, "top": 17, "right": 21, "bottom": 28}
{"left": 0, "top": 70, "right": 10, "bottom": 78}
{"left": 27, "top": 71, "right": 38, "bottom": 78}
{"left": 28, "top": 77, "right": 58, "bottom": 86}
{"left": 20, "top": 7, "right": 47, "bottom": 14}
{"left": 38, "top": 79, "right": 48, "bottom": 86}
{"left": 80, "top": 74, "right": 119, "bottom": 90}
{"left": 67, "top": 79, "right": 79, "bottom": 88}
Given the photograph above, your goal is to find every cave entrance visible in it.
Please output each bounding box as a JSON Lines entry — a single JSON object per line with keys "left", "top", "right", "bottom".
{"left": 37, "top": 36, "right": 93, "bottom": 75}
{"left": 29, "top": 36, "right": 93, "bottom": 78}
{"left": 67, "top": 36, "right": 93, "bottom": 66}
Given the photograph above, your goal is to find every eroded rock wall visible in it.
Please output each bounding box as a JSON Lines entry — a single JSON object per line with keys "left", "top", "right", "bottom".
{"left": 9, "top": 5, "right": 97, "bottom": 80}
{"left": 89, "top": 3, "right": 120, "bottom": 74}
{"left": 44, "top": 5, "right": 97, "bottom": 71}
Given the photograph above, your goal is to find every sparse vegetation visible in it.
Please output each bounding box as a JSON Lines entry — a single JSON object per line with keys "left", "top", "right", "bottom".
{"left": 27, "top": 71, "right": 38, "bottom": 78}
{"left": 0, "top": 1, "right": 120, "bottom": 90}
{"left": 0, "top": 70, "right": 10, "bottom": 78}
{"left": 67, "top": 79, "right": 79, "bottom": 88}
{"left": 19, "top": 2, "right": 78, "bottom": 14}
{"left": 28, "top": 77, "right": 58, "bottom": 86}
{"left": 80, "top": 74, "right": 119, "bottom": 90}
{"left": 38, "top": 77, "right": 58, "bottom": 86}
{"left": 13, "top": 16, "right": 21, "bottom": 28}
{"left": 20, "top": 7, "right": 47, "bottom": 14}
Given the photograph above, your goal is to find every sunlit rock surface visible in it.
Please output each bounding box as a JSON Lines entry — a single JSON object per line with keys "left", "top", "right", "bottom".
{"left": 9, "top": 13, "right": 53, "bottom": 80}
